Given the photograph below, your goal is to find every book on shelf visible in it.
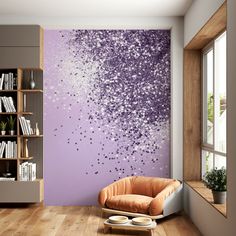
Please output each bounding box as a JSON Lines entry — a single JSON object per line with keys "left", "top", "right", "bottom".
{"left": 0, "top": 141, "right": 17, "bottom": 158}
{"left": 0, "top": 96, "right": 16, "bottom": 112}
{"left": 0, "top": 74, "right": 4, "bottom": 90}
{"left": 9, "top": 96, "right": 16, "bottom": 112}
{"left": 0, "top": 73, "right": 17, "bottom": 90}
{"left": 0, "top": 141, "right": 6, "bottom": 158}
{"left": 19, "top": 116, "right": 33, "bottom": 135}
{"left": 19, "top": 162, "right": 36, "bottom": 181}
{"left": 0, "top": 177, "right": 15, "bottom": 181}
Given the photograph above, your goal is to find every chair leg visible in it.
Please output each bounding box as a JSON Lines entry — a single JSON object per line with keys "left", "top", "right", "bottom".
{"left": 102, "top": 211, "right": 109, "bottom": 219}
{"left": 150, "top": 229, "right": 154, "bottom": 236}
{"left": 104, "top": 226, "right": 111, "bottom": 234}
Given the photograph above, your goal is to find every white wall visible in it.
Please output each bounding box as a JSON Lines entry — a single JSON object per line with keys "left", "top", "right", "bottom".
{"left": 227, "top": 0, "right": 236, "bottom": 229}
{"left": 184, "top": 1, "right": 236, "bottom": 235}
{"left": 184, "top": 0, "right": 224, "bottom": 46}
{"left": 0, "top": 16, "right": 184, "bottom": 180}
{"left": 227, "top": 0, "right": 236, "bottom": 227}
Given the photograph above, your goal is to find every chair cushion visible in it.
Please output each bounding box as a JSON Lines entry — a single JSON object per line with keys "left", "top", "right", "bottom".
{"left": 106, "top": 194, "right": 153, "bottom": 214}
{"left": 132, "top": 176, "right": 176, "bottom": 197}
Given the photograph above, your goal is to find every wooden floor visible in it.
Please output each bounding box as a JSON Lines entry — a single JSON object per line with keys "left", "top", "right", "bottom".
{"left": 0, "top": 205, "right": 201, "bottom": 236}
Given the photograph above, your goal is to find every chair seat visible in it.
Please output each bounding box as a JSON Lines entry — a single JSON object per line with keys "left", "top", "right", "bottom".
{"left": 106, "top": 194, "right": 153, "bottom": 214}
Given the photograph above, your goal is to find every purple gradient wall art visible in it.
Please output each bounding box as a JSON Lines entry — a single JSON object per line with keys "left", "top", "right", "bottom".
{"left": 44, "top": 30, "right": 171, "bottom": 205}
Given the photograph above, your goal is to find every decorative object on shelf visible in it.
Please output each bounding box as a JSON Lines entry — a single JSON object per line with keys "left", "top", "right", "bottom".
{"left": 0, "top": 121, "right": 7, "bottom": 135}
{"left": 23, "top": 94, "right": 27, "bottom": 112}
{"left": 2, "top": 161, "right": 12, "bottom": 179}
{"left": 7, "top": 115, "right": 16, "bottom": 135}
{"left": 35, "top": 122, "right": 40, "bottom": 135}
{"left": 2, "top": 172, "right": 12, "bottom": 177}
{"left": 29, "top": 70, "right": 36, "bottom": 89}
{"left": 204, "top": 167, "right": 227, "bottom": 204}
{"left": 22, "top": 138, "right": 29, "bottom": 158}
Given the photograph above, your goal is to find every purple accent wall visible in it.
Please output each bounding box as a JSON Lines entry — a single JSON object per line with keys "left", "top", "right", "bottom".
{"left": 44, "top": 30, "right": 171, "bottom": 205}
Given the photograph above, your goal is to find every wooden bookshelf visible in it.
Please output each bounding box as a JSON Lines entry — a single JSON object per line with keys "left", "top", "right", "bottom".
{"left": 0, "top": 112, "right": 18, "bottom": 115}
{"left": 0, "top": 90, "right": 17, "bottom": 92}
{"left": 19, "top": 112, "right": 33, "bottom": 115}
{"left": 0, "top": 90, "right": 43, "bottom": 93}
{"left": 20, "top": 135, "right": 43, "bottom": 138}
{"left": 0, "top": 135, "right": 17, "bottom": 138}
{"left": 20, "top": 89, "right": 43, "bottom": 93}
{"left": 0, "top": 112, "right": 33, "bottom": 115}
{"left": 19, "top": 157, "right": 33, "bottom": 160}
{"left": 2, "top": 112, "right": 32, "bottom": 114}
{"left": 0, "top": 68, "right": 43, "bottom": 203}
{"left": 0, "top": 135, "right": 42, "bottom": 137}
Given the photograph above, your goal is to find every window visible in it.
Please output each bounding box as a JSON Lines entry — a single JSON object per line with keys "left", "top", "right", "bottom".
{"left": 202, "top": 32, "right": 227, "bottom": 178}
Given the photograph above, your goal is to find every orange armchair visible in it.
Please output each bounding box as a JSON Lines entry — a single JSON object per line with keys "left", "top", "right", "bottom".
{"left": 98, "top": 176, "right": 182, "bottom": 219}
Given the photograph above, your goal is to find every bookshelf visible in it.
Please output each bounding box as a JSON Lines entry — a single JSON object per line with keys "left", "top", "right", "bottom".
{"left": 0, "top": 68, "right": 43, "bottom": 203}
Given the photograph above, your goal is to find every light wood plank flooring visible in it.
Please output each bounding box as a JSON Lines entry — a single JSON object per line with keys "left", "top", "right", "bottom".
{"left": 0, "top": 205, "right": 201, "bottom": 236}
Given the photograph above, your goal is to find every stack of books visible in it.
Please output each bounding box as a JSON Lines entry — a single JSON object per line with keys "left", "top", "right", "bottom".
{"left": 0, "top": 73, "right": 17, "bottom": 90}
{"left": 0, "top": 96, "right": 16, "bottom": 112}
{"left": 0, "top": 177, "right": 15, "bottom": 181}
{"left": 0, "top": 141, "right": 17, "bottom": 158}
{"left": 19, "top": 116, "right": 33, "bottom": 135}
{"left": 19, "top": 162, "right": 36, "bottom": 181}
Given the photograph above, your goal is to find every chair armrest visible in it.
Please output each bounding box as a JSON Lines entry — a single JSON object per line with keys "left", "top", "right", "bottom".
{"left": 149, "top": 180, "right": 181, "bottom": 216}
{"left": 98, "top": 177, "right": 133, "bottom": 207}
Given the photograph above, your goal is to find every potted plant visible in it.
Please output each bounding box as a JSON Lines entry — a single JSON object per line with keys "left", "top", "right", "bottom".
{"left": 0, "top": 121, "right": 7, "bottom": 135}
{"left": 204, "top": 167, "right": 227, "bottom": 204}
{"left": 7, "top": 115, "right": 16, "bottom": 135}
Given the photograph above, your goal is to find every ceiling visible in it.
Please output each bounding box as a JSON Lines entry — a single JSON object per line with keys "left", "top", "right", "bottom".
{"left": 0, "top": 0, "right": 193, "bottom": 17}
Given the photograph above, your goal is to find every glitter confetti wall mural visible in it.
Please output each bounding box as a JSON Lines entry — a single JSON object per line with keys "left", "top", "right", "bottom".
{"left": 44, "top": 30, "right": 171, "bottom": 205}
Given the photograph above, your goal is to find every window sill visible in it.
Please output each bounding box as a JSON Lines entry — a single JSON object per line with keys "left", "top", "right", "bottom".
{"left": 185, "top": 181, "right": 226, "bottom": 217}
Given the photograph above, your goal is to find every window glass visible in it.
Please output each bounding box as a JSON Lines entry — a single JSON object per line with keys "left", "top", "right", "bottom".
{"left": 202, "top": 31, "right": 227, "bottom": 179}
{"left": 202, "top": 151, "right": 213, "bottom": 178}
{"left": 215, "top": 155, "right": 226, "bottom": 169}
{"left": 214, "top": 32, "right": 227, "bottom": 153}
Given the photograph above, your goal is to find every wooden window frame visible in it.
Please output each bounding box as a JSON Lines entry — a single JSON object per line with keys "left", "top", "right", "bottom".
{"left": 183, "top": 1, "right": 227, "bottom": 217}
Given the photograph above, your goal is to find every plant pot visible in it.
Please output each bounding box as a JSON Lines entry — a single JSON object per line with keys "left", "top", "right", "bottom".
{"left": 212, "top": 190, "right": 226, "bottom": 204}
{"left": 1, "top": 131, "right": 6, "bottom": 135}
{"left": 9, "top": 130, "right": 15, "bottom": 135}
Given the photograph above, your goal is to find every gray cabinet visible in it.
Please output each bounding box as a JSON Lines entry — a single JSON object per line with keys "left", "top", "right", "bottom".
{"left": 0, "top": 179, "right": 44, "bottom": 203}
{"left": 0, "top": 25, "right": 43, "bottom": 69}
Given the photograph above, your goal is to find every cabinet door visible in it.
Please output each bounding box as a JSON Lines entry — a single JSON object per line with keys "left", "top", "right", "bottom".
{"left": 0, "top": 25, "right": 43, "bottom": 69}
{"left": 0, "top": 179, "right": 44, "bottom": 202}
{"left": 0, "top": 25, "right": 41, "bottom": 47}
